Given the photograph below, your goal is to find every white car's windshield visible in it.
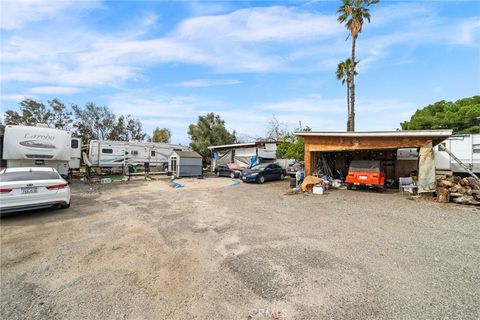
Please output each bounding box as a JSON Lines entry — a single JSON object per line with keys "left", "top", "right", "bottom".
{"left": 0, "top": 171, "right": 61, "bottom": 182}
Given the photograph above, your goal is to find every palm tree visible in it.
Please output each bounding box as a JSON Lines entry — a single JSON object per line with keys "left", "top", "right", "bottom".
{"left": 336, "top": 58, "right": 357, "bottom": 130}
{"left": 338, "top": 0, "right": 378, "bottom": 131}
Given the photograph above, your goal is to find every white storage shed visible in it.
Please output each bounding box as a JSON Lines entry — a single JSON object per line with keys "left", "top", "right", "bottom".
{"left": 168, "top": 151, "right": 203, "bottom": 177}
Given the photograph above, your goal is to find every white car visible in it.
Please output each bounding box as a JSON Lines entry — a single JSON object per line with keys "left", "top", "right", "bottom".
{"left": 0, "top": 167, "right": 71, "bottom": 215}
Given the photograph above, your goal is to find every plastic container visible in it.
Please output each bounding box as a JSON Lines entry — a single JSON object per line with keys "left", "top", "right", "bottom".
{"left": 312, "top": 185, "right": 324, "bottom": 194}
{"left": 290, "top": 177, "right": 297, "bottom": 188}
{"left": 100, "top": 178, "right": 112, "bottom": 184}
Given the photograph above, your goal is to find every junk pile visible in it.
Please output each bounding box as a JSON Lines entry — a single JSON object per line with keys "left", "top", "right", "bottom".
{"left": 436, "top": 176, "right": 480, "bottom": 205}
{"left": 301, "top": 176, "right": 323, "bottom": 193}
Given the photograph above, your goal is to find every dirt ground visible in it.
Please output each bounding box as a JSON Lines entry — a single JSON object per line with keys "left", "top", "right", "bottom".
{"left": 1, "top": 177, "right": 479, "bottom": 320}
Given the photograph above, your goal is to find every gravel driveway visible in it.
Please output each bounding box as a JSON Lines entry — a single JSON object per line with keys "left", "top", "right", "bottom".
{"left": 1, "top": 178, "right": 479, "bottom": 319}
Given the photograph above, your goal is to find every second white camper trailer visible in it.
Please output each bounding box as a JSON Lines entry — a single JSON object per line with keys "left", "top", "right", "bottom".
{"left": 87, "top": 140, "right": 187, "bottom": 168}
{"left": 435, "top": 134, "right": 480, "bottom": 174}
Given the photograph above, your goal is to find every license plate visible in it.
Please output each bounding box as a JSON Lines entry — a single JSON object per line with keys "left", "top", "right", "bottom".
{"left": 359, "top": 175, "right": 368, "bottom": 180}
{"left": 22, "top": 187, "right": 38, "bottom": 194}
{"left": 242, "top": 177, "right": 246, "bottom": 180}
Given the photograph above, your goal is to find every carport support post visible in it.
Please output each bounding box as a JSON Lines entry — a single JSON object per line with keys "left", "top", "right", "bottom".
{"left": 304, "top": 148, "right": 312, "bottom": 176}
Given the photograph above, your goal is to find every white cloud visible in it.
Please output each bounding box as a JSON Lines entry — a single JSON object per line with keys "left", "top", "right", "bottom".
{"left": 0, "top": 0, "right": 100, "bottom": 30}
{"left": 0, "top": 5, "right": 344, "bottom": 88}
{"left": 175, "top": 6, "right": 342, "bottom": 43}
{"left": 29, "top": 86, "right": 83, "bottom": 94}
{"left": 177, "top": 79, "right": 241, "bottom": 88}
{"left": 0, "top": 93, "right": 34, "bottom": 102}
{"left": 104, "top": 90, "right": 417, "bottom": 144}
{"left": 1, "top": 3, "right": 478, "bottom": 90}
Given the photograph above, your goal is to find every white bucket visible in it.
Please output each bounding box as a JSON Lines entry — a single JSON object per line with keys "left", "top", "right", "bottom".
{"left": 312, "top": 185, "right": 324, "bottom": 195}
{"left": 100, "top": 178, "right": 112, "bottom": 184}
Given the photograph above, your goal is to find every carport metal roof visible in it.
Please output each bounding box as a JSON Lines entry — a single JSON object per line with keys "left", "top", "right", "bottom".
{"left": 295, "top": 130, "right": 452, "bottom": 138}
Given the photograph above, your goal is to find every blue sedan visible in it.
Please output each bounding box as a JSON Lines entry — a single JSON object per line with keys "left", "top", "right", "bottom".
{"left": 240, "top": 163, "right": 286, "bottom": 184}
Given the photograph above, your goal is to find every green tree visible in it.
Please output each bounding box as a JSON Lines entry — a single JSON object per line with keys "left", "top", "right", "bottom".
{"left": 108, "top": 115, "right": 128, "bottom": 141}
{"left": 125, "top": 116, "right": 146, "bottom": 141}
{"left": 3, "top": 98, "right": 72, "bottom": 129}
{"left": 276, "top": 127, "right": 311, "bottom": 160}
{"left": 72, "top": 102, "right": 116, "bottom": 141}
{"left": 48, "top": 99, "right": 73, "bottom": 130}
{"left": 188, "top": 113, "right": 236, "bottom": 162}
{"left": 151, "top": 127, "right": 171, "bottom": 143}
{"left": 401, "top": 96, "right": 480, "bottom": 134}
{"left": 338, "top": 0, "right": 378, "bottom": 131}
{"left": 336, "top": 58, "right": 357, "bottom": 131}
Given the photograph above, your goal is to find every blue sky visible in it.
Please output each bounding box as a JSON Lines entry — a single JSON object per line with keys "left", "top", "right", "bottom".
{"left": 1, "top": 0, "right": 479, "bottom": 144}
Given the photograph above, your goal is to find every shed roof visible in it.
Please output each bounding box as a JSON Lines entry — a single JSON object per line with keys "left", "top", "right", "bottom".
{"left": 207, "top": 141, "right": 277, "bottom": 150}
{"left": 173, "top": 151, "right": 202, "bottom": 158}
{"left": 294, "top": 130, "right": 452, "bottom": 138}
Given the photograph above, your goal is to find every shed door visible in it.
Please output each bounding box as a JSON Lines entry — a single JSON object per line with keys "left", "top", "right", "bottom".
{"left": 170, "top": 156, "right": 177, "bottom": 173}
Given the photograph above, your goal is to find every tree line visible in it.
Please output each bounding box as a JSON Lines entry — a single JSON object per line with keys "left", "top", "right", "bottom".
{"left": 3, "top": 95, "right": 477, "bottom": 164}
{"left": 401, "top": 96, "right": 480, "bottom": 134}
{"left": 2, "top": 98, "right": 175, "bottom": 143}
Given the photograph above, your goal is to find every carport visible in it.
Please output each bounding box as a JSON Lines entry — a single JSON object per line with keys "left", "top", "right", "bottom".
{"left": 295, "top": 130, "right": 452, "bottom": 192}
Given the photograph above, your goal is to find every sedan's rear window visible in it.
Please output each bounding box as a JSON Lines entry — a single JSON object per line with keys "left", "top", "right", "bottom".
{"left": 0, "top": 171, "right": 61, "bottom": 182}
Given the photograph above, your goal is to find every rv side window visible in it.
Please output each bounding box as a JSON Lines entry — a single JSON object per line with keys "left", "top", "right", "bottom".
{"left": 473, "top": 144, "right": 480, "bottom": 154}
{"left": 151, "top": 151, "right": 156, "bottom": 157}
{"left": 71, "top": 139, "right": 79, "bottom": 148}
{"left": 131, "top": 150, "right": 139, "bottom": 156}
{"left": 102, "top": 148, "right": 113, "bottom": 154}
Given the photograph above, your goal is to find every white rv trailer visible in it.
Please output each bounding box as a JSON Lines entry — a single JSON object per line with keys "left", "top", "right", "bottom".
{"left": 87, "top": 140, "right": 188, "bottom": 168}
{"left": 434, "top": 134, "right": 480, "bottom": 174}
{"left": 2, "top": 125, "right": 82, "bottom": 176}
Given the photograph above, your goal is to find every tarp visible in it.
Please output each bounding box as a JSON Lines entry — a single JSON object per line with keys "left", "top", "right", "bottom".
{"left": 227, "top": 163, "right": 240, "bottom": 170}
{"left": 234, "top": 156, "right": 253, "bottom": 168}
{"left": 301, "top": 176, "right": 323, "bottom": 192}
{"left": 215, "top": 149, "right": 233, "bottom": 166}
{"left": 418, "top": 141, "right": 436, "bottom": 193}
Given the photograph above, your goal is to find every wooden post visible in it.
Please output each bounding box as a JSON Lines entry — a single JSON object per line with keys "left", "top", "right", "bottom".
{"left": 304, "top": 149, "right": 311, "bottom": 176}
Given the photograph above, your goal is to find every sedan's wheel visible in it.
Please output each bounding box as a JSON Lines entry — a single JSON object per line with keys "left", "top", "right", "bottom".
{"left": 280, "top": 174, "right": 285, "bottom": 180}
{"left": 61, "top": 202, "right": 71, "bottom": 209}
{"left": 216, "top": 171, "right": 220, "bottom": 177}
{"left": 259, "top": 176, "right": 265, "bottom": 184}
{"left": 230, "top": 172, "right": 235, "bottom": 179}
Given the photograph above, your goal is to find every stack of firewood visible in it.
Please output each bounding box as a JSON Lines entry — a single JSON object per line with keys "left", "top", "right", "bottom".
{"left": 436, "top": 176, "right": 480, "bottom": 205}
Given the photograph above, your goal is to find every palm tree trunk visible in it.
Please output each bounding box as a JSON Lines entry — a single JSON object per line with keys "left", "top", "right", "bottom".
{"left": 349, "top": 35, "right": 357, "bottom": 132}
{"left": 346, "top": 84, "right": 350, "bottom": 130}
